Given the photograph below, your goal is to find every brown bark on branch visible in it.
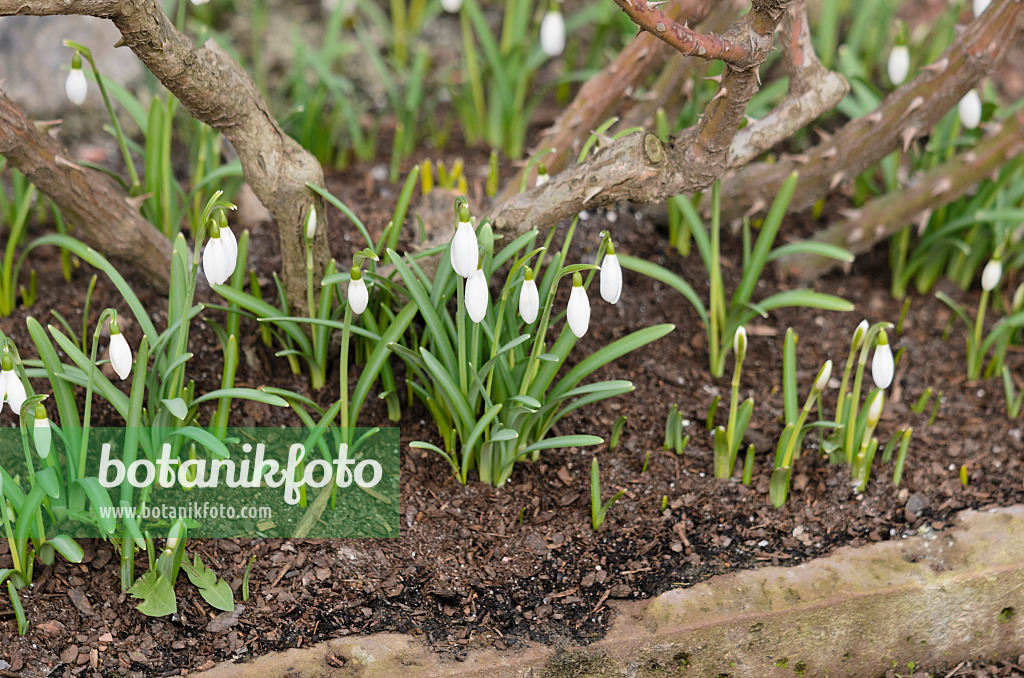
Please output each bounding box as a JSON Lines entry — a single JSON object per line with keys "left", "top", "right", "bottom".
{"left": 776, "top": 113, "right": 1024, "bottom": 281}
{"left": 715, "top": 0, "right": 1024, "bottom": 222}
{"left": 0, "top": 0, "right": 328, "bottom": 308}
{"left": 0, "top": 92, "right": 172, "bottom": 288}
{"left": 489, "top": 0, "right": 793, "bottom": 238}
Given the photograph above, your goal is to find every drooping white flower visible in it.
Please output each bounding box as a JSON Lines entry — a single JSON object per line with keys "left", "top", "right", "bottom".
{"left": 465, "top": 267, "right": 489, "bottom": 323}
{"left": 66, "top": 59, "right": 88, "bottom": 106}
{"left": 867, "top": 390, "right": 885, "bottom": 426}
{"left": 202, "top": 221, "right": 239, "bottom": 286}
{"left": 871, "top": 330, "right": 894, "bottom": 389}
{"left": 449, "top": 205, "right": 478, "bottom": 278}
{"left": 733, "top": 326, "right": 747, "bottom": 362}
{"left": 348, "top": 266, "right": 368, "bottom": 314}
{"left": 973, "top": 0, "right": 991, "bottom": 17}
{"left": 519, "top": 267, "right": 539, "bottom": 324}
{"left": 813, "top": 360, "right": 833, "bottom": 393}
{"left": 33, "top": 404, "right": 51, "bottom": 460}
{"left": 305, "top": 205, "right": 318, "bottom": 241}
{"left": 887, "top": 44, "right": 910, "bottom": 86}
{"left": 958, "top": 90, "right": 982, "bottom": 130}
{"left": 535, "top": 165, "right": 550, "bottom": 187}
{"left": 567, "top": 272, "right": 590, "bottom": 338}
{"left": 981, "top": 258, "right": 1002, "bottom": 292}
{"left": 108, "top": 319, "right": 133, "bottom": 381}
{"left": 441, "top": 0, "right": 462, "bottom": 13}
{"left": 600, "top": 246, "right": 622, "bottom": 305}
{"left": 0, "top": 354, "right": 27, "bottom": 416}
{"left": 540, "top": 9, "right": 566, "bottom": 57}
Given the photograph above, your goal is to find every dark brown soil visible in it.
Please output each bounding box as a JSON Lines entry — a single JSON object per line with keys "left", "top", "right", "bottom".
{"left": 2, "top": 147, "right": 1024, "bottom": 676}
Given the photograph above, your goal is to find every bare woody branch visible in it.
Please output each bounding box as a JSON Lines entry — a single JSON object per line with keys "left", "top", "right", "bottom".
{"left": 776, "top": 113, "right": 1024, "bottom": 280}
{"left": 489, "top": 0, "right": 794, "bottom": 238}
{"left": 716, "top": 0, "right": 1024, "bottom": 222}
{"left": 0, "top": 92, "right": 173, "bottom": 288}
{"left": 0, "top": 0, "right": 328, "bottom": 308}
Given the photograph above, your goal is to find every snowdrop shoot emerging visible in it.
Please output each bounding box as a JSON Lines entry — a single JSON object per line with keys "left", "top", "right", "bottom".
{"left": 540, "top": 7, "right": 566, "bottom": 57}
{"left": 519, "top": 267, "right": 539, "bottom": 324}
{"left": 871, "top": 330, "right": 894, "bottom": 389}
{"left": 108, "top": 317, "right": 133, "bottom": 380}
{"left": 466, "top": 265, "right": 490, "bottom": 323}
{"left": 348, "top": 266, "right": 369, "bottom": 314}
{"left": 202, "top": 218, "right": 239, "bottom": 286}
{"left": 33, "top": 404, "right": 51, "bottom": 459}
{"left": 600, "top": 242, "right": 622, "bottom": 305}
{"left": 958, "top": 90, "right": 982, "bottom": 130}
{"left": 66, "top": 53, "right": 88, "bottom": 106}
{"left": 567, "top": 272, "right": 590, "bottom": 338}
{"left": 0, "top": 352, "right": 27, "bottom": 416}
{"left": 450, "top": 204, "right": 478, "bottom": 278}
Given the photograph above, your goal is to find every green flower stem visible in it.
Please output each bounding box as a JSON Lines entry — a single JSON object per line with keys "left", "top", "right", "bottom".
{"left": 457, "top": 276, "right": 468, "bottom": 395}
{"left": 969, "top": 287, "right": 990, "bottom": 380}
{"left": 0, "top": 496, "right": 20, "bottom": 574}
{"left": 79, "top": 308, "right": 117, "bottom": 482}
{"left": 339, "top": 305, "right": 353, "bottom": 432}
{"left": 835, "top": 341, "right": 859, "bottom": 426}
{"left": 726, "top": 352, "right": 743, "bottom": 453}
{"left": 780, "top": 381, "right": 825, "bottom": 471}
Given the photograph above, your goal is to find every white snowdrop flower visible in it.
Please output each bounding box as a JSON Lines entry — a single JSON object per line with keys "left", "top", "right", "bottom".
{"left": 202, "top": 221, "right": 238, "bottom": 286}
{"left": 973, "top": 0, "right": 991, "bottom": 17}
{"left": 441, "top": 0, "right": 462, "bottom": 13}
{"left": 813, "top": 360, "right": 833, "bottom": 393}
{"left": 887, "top": 44, "right": 910, "bottom": 86}
{"left": 733, "top": 326, "right": 747, "bottom": 362}
{"left": 0, "top": 354, "right": 27, "bottom": 416}
{"left": 600, "top": 245, "right": 622, "bottom": 305}
{"left": 867, "top": 390, "right": 885, "bottom": 426}
{"left": 519, "top": 267, "right": 539, "bottom": 324}
{"left": 465, "top": 266, "right": 489, "bottom": 324}
{"left": 958, "top": 90, "right": 982, "bottom": 130}
{"left": 348, "top": 266, "right": 369, "bottom": 314}
{"left": 305, "top": 205, "right": 318, "bottom": 241}
{"left": 108, "top": 319, "right": 133, "bottom": 381}
{"left": 66, "top": 55, "right": 88, "bottom": 106}
{"left": 33, "top": 404, "right": 51, "bottom": 460}
{"left": 449, "top": 205, "right": 478, "bottom": 278}
{"left": 871, "top": 330, "right": 894, "bottom": 389}
{"left": 981, "top": 258, "right": 1002, "bottom": 292}
{"left": 540, "top": 9, "right": 566, "bottom": 57}
{"left": 535, "top": 165, "right": 550, "bottom": 187}
{"left": 191, "top": 0, "right": 211, "bottom": 5}
{"left": 851, "top": 319, "right": 869, "bottom": 352}
{"left": 567, "top": 272, "right": 590, "bottom": 338}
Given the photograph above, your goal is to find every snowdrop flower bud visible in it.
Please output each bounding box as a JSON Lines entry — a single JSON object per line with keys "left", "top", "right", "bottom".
{"left": 600, "top": 243, "right": 622, "bottom": 304}
{"left": 887, "top": 44, "right": 909, "bottom": 86}
{"left": 304, "top": 205, "right": 317, "bottom": 241}
{"left": 567, "top": 272, "right": 590, "bottom": 338}
{"left": 465, "top": 264, "right": 489, "bottom": 324}
{"left": 851, "top": 319, "right": 869, "bottom": 352}
{"left": 871, "top": 330, "right": 894, "bottom": 389}
{"left": 108, "top": 318, "right": 133, "bottom": 381}
{"left": 540, "top": 8, "right": 566, "bottom": 57}
{"left": 973, "top": 0, "right": 990, "bottom": 17}
{"left": 441, "top": 0, "right": 462, "bottom": 13}
{"left": 0, "top": 353, "right": 27, "bottom": 416}
{"left": 867, "top": 390, "right": 885, "bottom": 427}
{"left": 981, "top": 257, "right": 1002, "bottom": 292}
{"left": 33, "top": 404, "right": 51, "bottom": 460}
{"left": 191, "top": 0, "right": 211, "bottom": 5}
{"left": 450, "top": 204, "right": 478, "bottom": 278}
{"left": 202, "top": 219, "right": 239, "bottom": 286}
{"left": 66, "top": 54, "right": 88, "bottom": 106}
{"left": 813, "top": 360, "right": 833, "bottom": 393}
{"left": 733, "top": 326, "right": 747, "bottom": 363}
{"left": 958, "top": 90, "right": 982, "bottom": 130}
{"left": 519, "top": 267, "right": 539, "bottom": 324}
{"left": 535, "top": 164, "right": 550, "bottom": 187}
{"left": 348, "top": 266, "right": 368, "bottom": 314}
{"left": 166, "top": 520, "right": 185, "bottom": 551}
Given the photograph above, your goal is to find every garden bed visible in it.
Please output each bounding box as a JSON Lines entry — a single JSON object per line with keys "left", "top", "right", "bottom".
{"left": 2, "top": 162, "right": 1024, "bottom": 676}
